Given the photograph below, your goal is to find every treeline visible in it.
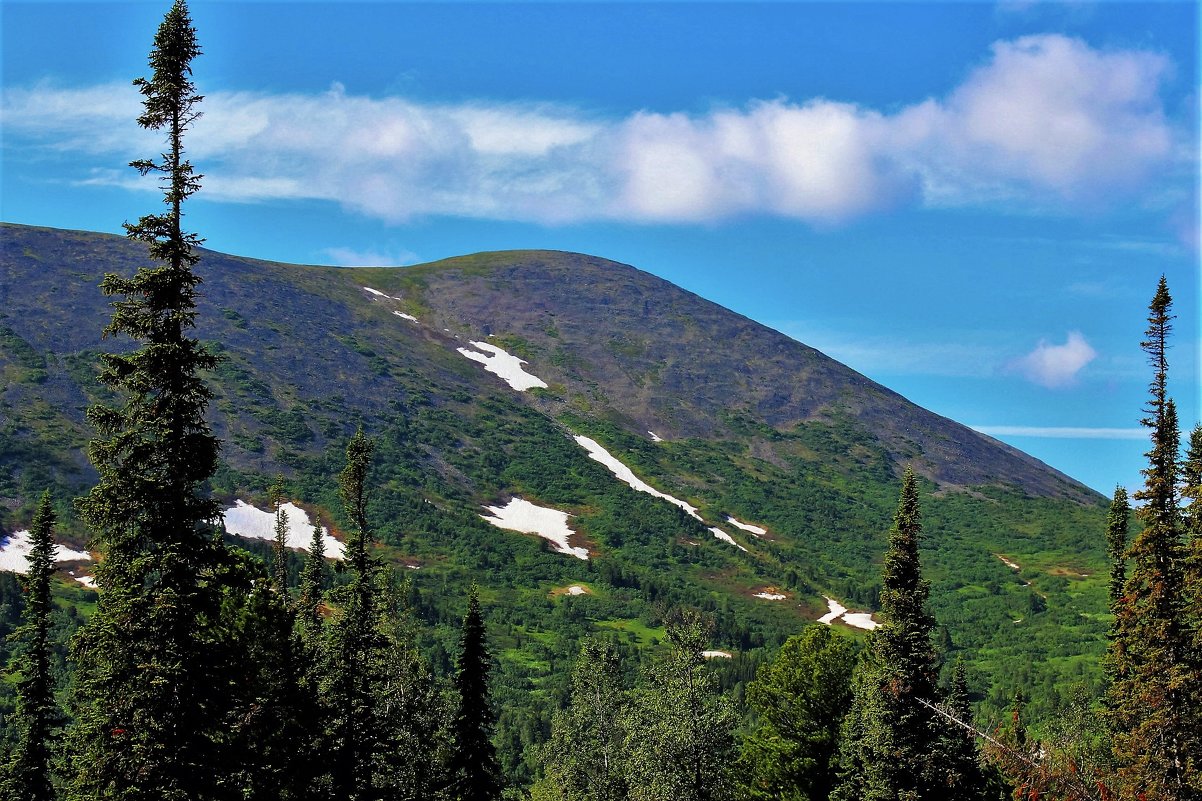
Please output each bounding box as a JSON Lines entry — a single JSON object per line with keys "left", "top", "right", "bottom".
{"left": 2, "top": 3, "right": 1201, "bottom": 800}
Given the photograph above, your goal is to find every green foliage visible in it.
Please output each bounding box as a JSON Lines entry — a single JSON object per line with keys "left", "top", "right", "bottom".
{"left": 2, "top": 492, "right": 60, "bottom": 801}
{"left": 450, "top": 587, "right": 503, "bottom": 801}
{"left": 624, "top": 609, "right": 737, "bottom": 801}
{"left": 738, "top": 625, "right": 855, "bottom": 801}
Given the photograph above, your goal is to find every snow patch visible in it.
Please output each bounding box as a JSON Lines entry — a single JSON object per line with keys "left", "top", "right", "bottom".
{"left": 701, "top": 650, "right": 732, "bottom": 659}
{"left": 573, "top": 435, "right": 702, "bottom": 520}
{"left": 725, "top": 516, "right": 767, "bottom": 537}
{"left": 72, "top": 573, "right": 97, "bottom": 589}
{"left": 648, "top": 431, "right": 663, "bottom": 442}
{"left": 393, "top": 310, "right": 419, "bottom": 323}
{"left": 708, "top": 527, "right": 748, "bottom": 553}
{"left": 754, "top": 592, "right": 787, "bottom": 600}
{"left": 480, "top": 498, "right": 588, "bottom": 560}
{"left": 567, "top": 585, "right": 587, "bottom": 596}
{"left": 996, "top": 554, "right": 1021, "bottom": 571}
{"left": 817, "top": 596, "right": 879, "bottom": 630}
{"left": 458, "top": 341, "right": 548, "bottom": 392}
{"left": 0, "top": 529, "right": 91, "bottom": 574}
{"left": 222, "top": 500, "right": 346, "bottom": 560}
{"left": 362, "top": 286, "right": 401, "bottom": 300}
{"left": 818, "top": 597, "right": 847, "bottom": 624}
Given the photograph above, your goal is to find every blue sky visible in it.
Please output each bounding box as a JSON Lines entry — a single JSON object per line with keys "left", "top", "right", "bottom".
{"left": 2, "top": 1, "right": 1199, "bottom": 495}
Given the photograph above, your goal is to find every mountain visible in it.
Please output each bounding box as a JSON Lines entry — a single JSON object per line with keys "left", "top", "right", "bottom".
{"left": 0, "top": 222, "right": 1110, "bottom": 751}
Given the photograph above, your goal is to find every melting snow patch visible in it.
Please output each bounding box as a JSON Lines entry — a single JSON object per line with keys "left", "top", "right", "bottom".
{"left": 480, "top": 498, "right": 588, "bottom": 560}
{"left": 567, "top": 585, "right": 587, "bottom": 596}
{"left": 996, "top": 554, "right": 1021, "bottom": 571}
{"left": 574, "top": 435, "right": 702, "bottom": 520}
{"left": 362, "top": 286, "right": 401, "bottom": 300}
{"left": 458, "top": 341, "right": 548, "bottom": 392}
{"left": 0, "top": 530, "right": 91, "bottom": 574}
{"left": 841, "top": 612, "right": 880, "bottom": 631}
{"left": 708, "top": 527, "right": 748, "bottom": 553}
{"left": 72, "top": 573, "right": 97, "bottom": 589}
{"left": 701, "top": 650, "right": 732, "bottom": 659}
{"left": 817, "top": 596, "right": 880, "bottom": 630}
{"left": 818, "top": 597, "right": 847, "bottom": 625}
{"left": 754, "top": 592, "right": 787, "bottom": 600}
{"left": 726, "top": 516, "right": 767, "bottom": 537}
{"left": 648, "top": 431, "right": 663, "bottom": 442}
{"left": 393, "top": 311, "right": 419, "bottom": 323}
{"left": 222, "top": 501, "right": 345, "bottom": 560}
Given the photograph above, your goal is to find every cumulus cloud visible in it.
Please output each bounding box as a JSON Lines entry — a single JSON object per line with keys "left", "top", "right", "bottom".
{"left": 1, "top": 34, "right": 1185, "bottom": 225}
{"left": 1009, "top": 330, "right": 1097, "bottom": 388}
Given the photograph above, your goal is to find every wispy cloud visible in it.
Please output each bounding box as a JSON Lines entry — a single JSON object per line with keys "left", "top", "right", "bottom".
{"left": 1008, "top": 331, "right": 1097, "bottom": 388}
{"left": 972, "top": 425, "right": 1145, "bottom": 440}
{"left": 322, "top": 246, "right": 419, "bottom": 268}
{"left": 2, "top": 34, "right": 1185, "bottom": 226}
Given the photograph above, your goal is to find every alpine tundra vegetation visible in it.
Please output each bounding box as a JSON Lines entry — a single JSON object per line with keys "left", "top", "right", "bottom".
{"left": 0, "top": 2, "right": 1199, "bottom": 800}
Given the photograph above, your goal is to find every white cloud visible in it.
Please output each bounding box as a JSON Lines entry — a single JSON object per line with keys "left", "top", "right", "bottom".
{"left": 1, "top": 35, "right": 1184, "bottom": 225}
{"left": 972, "top": 425, "right": 1145, "bottom": 440}
{"left": 1009, "top": 330, "right": 1097, "bottom": 388}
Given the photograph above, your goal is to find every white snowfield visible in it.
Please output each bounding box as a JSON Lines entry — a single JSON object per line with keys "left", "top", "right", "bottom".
{"left": 573, "top": 435, "right": 702, "bottom": 520}
{"left": 393, "top": 310, "right": 419, "bottom": 323}
{"left": 648, "top": 431, "right": 663, "bottom": 442}
{"left": 362, "top": 286, "right": 401, "bottom": 300}
{"left": 708, "top": 527, "right": 748, "bottom": 553}
{"left": 754, "top": 592, "right": 787, "bottom": 600}
{"left": 0, "top": 529, "right": 91, "bottom": 574}
{"left": 996, "top": 554, "right": 1021, "bottom": 571}
{"left": 69, "top": 571, "right": 96, "bottom": 589}
{"left": 480, "top": 497, "right": 588, "bottom": 560}
{"left": 457, "top": 341, "right": 548, "bottom": 392}
{"left": 817, "top": 596, "right": 879, "bottom": 630}
{"left": 725, "top": 516, "right": 767, "bottom": 537}
{"left": 222, "top": 500, "right": 346, "bottom": 560}
{"left": 567, "top": 585, "right": 587, "bottom": 596}
{"left": 701, "top": 650, "right": 733, "bottom": 659}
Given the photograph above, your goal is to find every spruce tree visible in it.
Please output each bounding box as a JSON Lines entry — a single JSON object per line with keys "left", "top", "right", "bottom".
{"left": 449, "top": 587, "right": 503, "bottom": 801}
{"left": 271, "top": 476, "right": 290, "bottom": 595}
{"left": 65, "top": 3, "right": 230, "bottom": 798}
{"left": 941, "top": 661, "right": 990, "bottom": 800}
{"left": 1106, "top": 277, "right": 1196, "bottom": 800}
{"left": 3, "top": 492, "right": 60, "bottom": 801}
{"left": 1103, "top": 486, "right": 1130, "bottom": 691}
{"left": 833, "top": 467, "right": 944, "bottom": 801}
{"left": 298, "top": 521, "right": 327, "bottom": 632}
{"left": 325, "top": 430, "right": 390, "bottom": 801}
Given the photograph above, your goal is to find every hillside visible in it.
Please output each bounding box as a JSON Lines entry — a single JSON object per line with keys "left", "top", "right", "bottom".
{"left": 0, "top": 222, "right": 1111, "bottom": 773}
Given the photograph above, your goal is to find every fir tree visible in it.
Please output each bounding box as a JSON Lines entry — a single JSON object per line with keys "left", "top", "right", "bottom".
{"left": 3, "top": 492, "right": 60, "bottom": 801}
{"left": 940, "top": 661, "right": 990, "bottom": 800}
{"left": 449, "top": 587, "right": 502, "bottom": 801}
{"left": 1103, "top": 486, "right": 1130, "bottom": 692}
{"left": 325, "top": 430, "right": 390, "bottom": 801}
{"left": 1183, "top": 424, "right": 1202, "bottom": 649}
{"left": 833, "top": 467, "right": 944, "bottom": 801}
{"left": 298, "top": 521, "right": 327, "bottom": 632}
{"left": 271, "top": 476, "right": 290, "bottom": 596}
{"left": 1107, "top": 277, "right": 1196, "bottom": 800}
{"left": 64, "top": 3, "right": 232, "bottom": 798}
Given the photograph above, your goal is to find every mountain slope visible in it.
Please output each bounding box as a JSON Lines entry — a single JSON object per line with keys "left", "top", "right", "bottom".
{"left": 0, "top": 223, "right": 1110, "bottom": 743}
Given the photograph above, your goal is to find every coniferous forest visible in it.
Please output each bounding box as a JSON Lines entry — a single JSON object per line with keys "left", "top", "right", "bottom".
{"left": 2, "top": 3, "right": 1200, "bottom": 800}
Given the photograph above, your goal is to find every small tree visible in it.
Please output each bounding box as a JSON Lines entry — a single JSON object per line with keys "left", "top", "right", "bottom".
{"left": 624, "top": 608, "right": 737, "bottom": 801}
{"left": 449, "top": 587, "right": 503, "bottom": 801}
{"left": 3, "top": 491, "right": 61, "bottom": 801}
{"left": 539, "top": 637, "right": 630, "bottom": 801}
{"left": 271, "top": 476, "right": 290, "bottom": 596}
{"left": 739, "top": 625, "right": 855, "bottom": 801}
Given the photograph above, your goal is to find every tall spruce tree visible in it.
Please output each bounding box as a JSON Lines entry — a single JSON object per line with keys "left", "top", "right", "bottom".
{"left": 941, "top": 661, "right": 991, "bottom": 800}
{"left": 298, "top": 521, "right": 327, "bottom": 632}
{"left": 65, "top": 3, "right": 231, "bottom": 798}
{"left": 1103, "top": 486, "right": 1130, "bottom": 690}
{"left": 271, "top": 476, "right": 291, "bottom": 595}
{"left": 833, "top": 467, "right": 945, "bottom": 801}
{"left": 1106, "top": 277, "right": 1197, "bottom": 800}
{"left": 449, "top": 587, "right": 503, "bottom": 801}
{"left": 1183, "top": 425, "right": 1202, "bottom": 649}
{"left": 3, "top": 492, "right": 60, "bottom": 801}
{"left": 325, "top": 430, "right": 391, "bottom": 801}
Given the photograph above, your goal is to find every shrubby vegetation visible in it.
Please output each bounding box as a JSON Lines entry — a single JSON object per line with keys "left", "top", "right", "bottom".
{"left": 1, "top": 3, "right": 1199, "bottom": 799}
